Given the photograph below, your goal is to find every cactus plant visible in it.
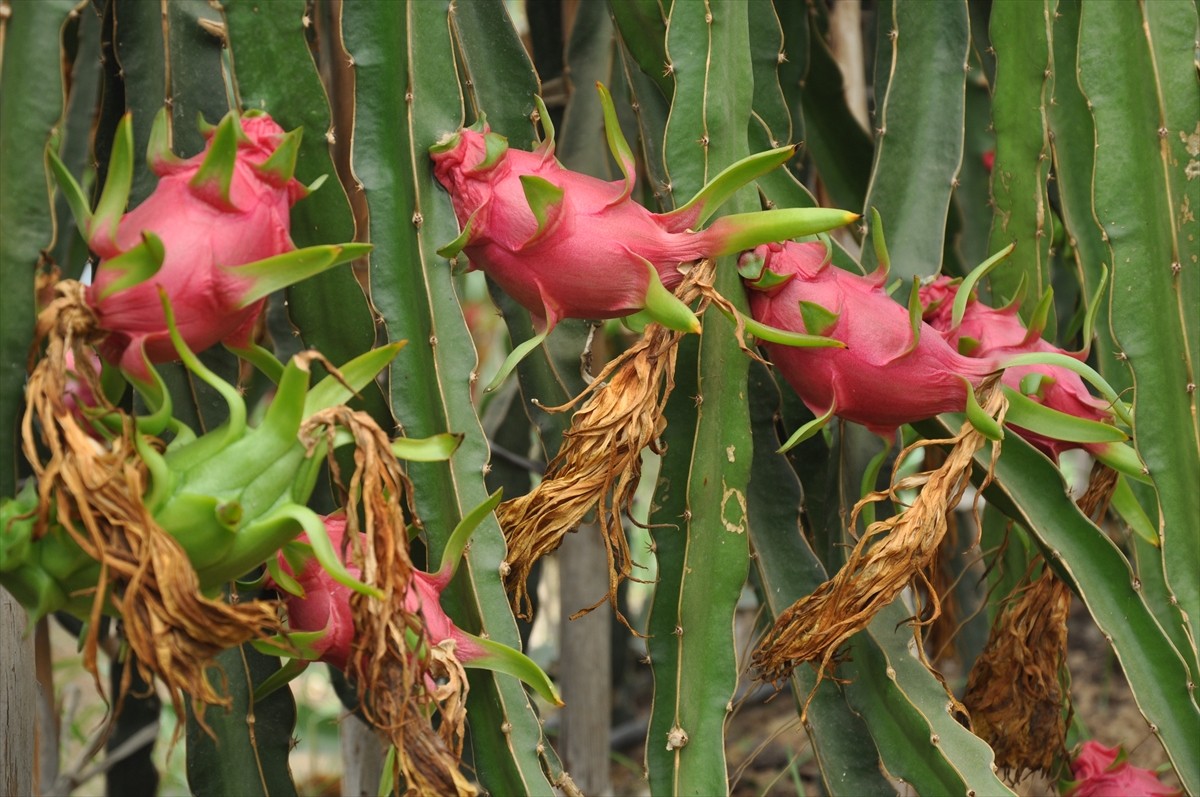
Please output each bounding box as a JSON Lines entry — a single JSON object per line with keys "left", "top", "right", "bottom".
{"left": 1, "top": 1, "right": 1196, "bottom": 795}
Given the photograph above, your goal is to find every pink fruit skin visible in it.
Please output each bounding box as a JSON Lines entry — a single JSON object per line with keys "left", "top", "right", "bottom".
{"left": 431, "top": 127, "right": 718, "bottom": 327}
{"left": 921, "top": 276, "right": 1114, "bottom": 458}
{"left": 743, "top": 242, "right": 994, "bottom": 436}
{"left": 274, "top": 516, "right": 359, "bottom": 670}
{"left": 1064, "top": 741, "right": 1180, "bottom": 797}
{"left": 274, "top": 516, "right": 483, "bottom": 671}
{"left": 88, "top": 115, "right": 305, "bottom": 379}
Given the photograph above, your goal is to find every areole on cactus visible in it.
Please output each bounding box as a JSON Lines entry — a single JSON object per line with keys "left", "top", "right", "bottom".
{"left": 430, "top": 83, "right": 858, "bottom": 388}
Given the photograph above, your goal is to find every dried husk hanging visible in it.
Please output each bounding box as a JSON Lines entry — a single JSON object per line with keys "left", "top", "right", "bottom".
{"left": 963, "top": 463, "right": 1118, "bottom": 779}
{"left": 303, "top": 407, "right": 476, "bottom": 796}
{"left": 495, "top": 260, "right": 741, "bottom": 627}
{"left": 753, "top": 382, "right": 1007, "bottom": 691}
{"left": 21, "top": 281, "right": 280, "bottom": 724}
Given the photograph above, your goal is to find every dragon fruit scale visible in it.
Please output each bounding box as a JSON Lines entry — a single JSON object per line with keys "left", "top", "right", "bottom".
{"left": 430, "top": 84, "right": 858, "bottom": 385}
{"left": 741, "top": 241, "right": 997, "bottom": 437}
{"left": 49, "top": 109, "right": 368, "bottom": 381}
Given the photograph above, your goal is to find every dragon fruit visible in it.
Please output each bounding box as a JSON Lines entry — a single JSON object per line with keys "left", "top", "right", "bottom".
{"left": 271, "top": 509, "right": 560, "bottom": 705}
{"left": 430, "top": 85, "right": 856, "bottom": 385}
{"left": 1063, "top": 741, "right": 1180, "bottom": 797}
{"left": 272, "top": 515, "right": 362, "bottom": 670}
{"left": 921, "top": 275, "right": 1115, "bottom": 459}
{"left": 49, "top": 109, "right": 368, "bottom": 381}
{"left": 741, "top": 241, "right": 995, "bottom": 437}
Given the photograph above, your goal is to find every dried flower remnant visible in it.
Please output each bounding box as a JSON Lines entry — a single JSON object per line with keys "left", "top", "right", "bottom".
{"left": 964, "top": 464, "right": 1118, "bottom": 779}
{"left": 752, "top": 384, "right": 1006, "bottom": 692}
{"left": 14, "top": 296, "right": 280, "bottom": 723}
{"left": 7, "top": 289, "right": 400, "bottom": 725}
{"left": 298, "top": 408, "right": 559, "bottom": 797}
{"left": 495, "top": 260, "right": 699, "bottom": 625}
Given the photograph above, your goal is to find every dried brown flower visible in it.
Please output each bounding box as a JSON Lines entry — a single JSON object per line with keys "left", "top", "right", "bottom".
{"left": 752, "top": 383, "right": 1007, "bottom": 690}
{"left": 496, "top": 260, "right": 725, "bottom": 626}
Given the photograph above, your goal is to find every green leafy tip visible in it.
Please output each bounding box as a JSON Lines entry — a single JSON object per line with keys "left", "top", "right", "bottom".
{"left": 639, "top": 257, "right": 701, "bottom": 334}
{"left": 227, "top": 243, "right": 373, "bottom": 307}
{"left": 798, "top": 300, "right": 840, "bottom": 336}
{"left": 189, "top": 112, "right": 247, "bottom": 207}
{"left": 952, "top": 243, "right": 1016, "bottom": 329}
{"left": 533, "top": 95, "right": 555, "bottom": 157}
{"left": 778, "top": 404, "right": 837, "bottom": 453}
{"left": 519, "top": 174, "right": 565, "bottom": 245}
{"left": 437, "top": 212, "right": 475, "bottom": 260}
{"left": 470, "top": 131, "right": 509, "bottom": 173}
{"left": 434, "top": 489, "right": 503, "bottom": 583}
{"left": 667, "top": 144, "right": 800, "bottom": 229}
{"left": 93, "top": 231, "right": 166, "bottom": 301}
{"left": 255, "top": 126, "right": 304, "bottom": 186}
{"left": 596, "top": 81, "right": 636, "bottom": 204}
{"left": 146, "top": 107, "right": 182, "bottom": 173}
{"left": 88, "top": 113, "right": 135, "bottom": 248}
{"left": 868, "top": 207, "right": 891, "bottom": 284}
{"left": 463, "top": 632, "right": 563, "bottom": 706}
{"left": 708, "top": 208, "right": 860, "bottom": 257}
{"left": 963, "top": 379, "right": 1003, "bottom": 441}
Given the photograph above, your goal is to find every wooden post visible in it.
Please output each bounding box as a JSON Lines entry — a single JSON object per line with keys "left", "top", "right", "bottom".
{"left": 2, "top": 589, "right": 35, "bottom": 797}
{"left": 340, "top": 712, "right": 385, "bottom": 797}
{"left": 558, "top": 522, "right": 612, "bottom": 796}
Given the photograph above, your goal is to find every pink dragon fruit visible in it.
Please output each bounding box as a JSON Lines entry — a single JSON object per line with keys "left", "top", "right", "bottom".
{"left": 50, "top": 110, "right": 367, "bottom": 381}
{"left": 429, "top": 85, "right": 856, "bottom": 386}
{"left": 1063, "top": 741, "right": 1180, "bottom": 797}
{"left": 742, "top": 241, "right": 996, "bottom": 436}
{"left": 920, "top": 276, "right": 1115, "bottom": 459}
{"left": 274, "top": 517, "right": 359, "bottom": 670}
{"left": 272, "top": 512, "right": 560, "bottom": 705}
